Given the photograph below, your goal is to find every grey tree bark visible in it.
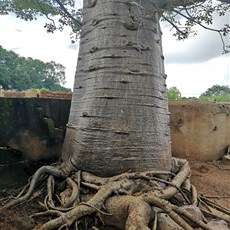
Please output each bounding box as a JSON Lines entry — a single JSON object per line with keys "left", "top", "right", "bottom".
{"left": 3, "top": 2, "right": 230, "bottom": 229}
{"left": 62, "top": 0, "right": 172, "bottom": 176}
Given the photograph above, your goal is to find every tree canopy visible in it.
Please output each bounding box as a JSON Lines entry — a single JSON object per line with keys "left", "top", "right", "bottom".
{"left": 167, "top": 86, "right": 182, "bottom": 100}
{"left": 199, "top": 84, "right": 230, "bottom": 101}
{"left": 166, "top": 85, "right": 230, "bottom": 101}
{"left": 0, "top": 0, "right": 230, "bottom": 48}
{"left": 0, "top": 46, "right": 70, "bottom": 91}
{"left": 201, "top": 84, "right": 230, "bottom": 97}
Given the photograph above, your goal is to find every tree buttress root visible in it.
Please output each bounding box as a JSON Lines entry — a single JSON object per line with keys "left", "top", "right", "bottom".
{"left": 1, "top": 158, "right": 230, "bottom": 230}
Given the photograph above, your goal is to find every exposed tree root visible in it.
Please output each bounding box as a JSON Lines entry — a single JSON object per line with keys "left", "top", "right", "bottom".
{"left": 1, "top": 165, "right": 66, "bottom": 209}
{"left": 1, "top": 158, "right": 230, "bottom": 230}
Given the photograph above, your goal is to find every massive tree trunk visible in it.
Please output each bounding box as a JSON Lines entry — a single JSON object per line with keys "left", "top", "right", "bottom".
{"left": 3, "top": 1, "right": 230, "bottom": 229}
{"left": 62, "top": 0, "right": 172, "bottom": 176}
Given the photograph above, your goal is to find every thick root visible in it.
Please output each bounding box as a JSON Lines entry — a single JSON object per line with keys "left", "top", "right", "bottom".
{"left": 2, "top": 158, "right": 230, "bottom": 230}
{"left": 1, "top": 165, "right": 66, "bottom": 210}
{"left": 39, "top": 178, "right": 137, "bottom": 230}
{"left": 156, "top": 213, "right": 183, "bottom": 230}
{"left": 99, "top": 195, "right": 152, "bottom": 230}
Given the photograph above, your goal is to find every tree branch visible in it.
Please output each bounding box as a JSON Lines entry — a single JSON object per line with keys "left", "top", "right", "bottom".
{"left": 161, "top": 14, "right": 188, "bottom": 37}
{"left": 54, "top": 0, "right": 82, "bottom": 27}
{"left": 35, "top": 0, "right": 56, "bottom": 27}
{"left": 173, "top": 8, "right": 229, "bottom": 52}
{"left": 160, "top": 0, "right": 230, "bottom": 8}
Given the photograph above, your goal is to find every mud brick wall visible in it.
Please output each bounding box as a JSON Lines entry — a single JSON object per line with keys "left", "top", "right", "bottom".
{"left": 169, "top": 100, "right": 230, "bottom": 161}
{"left": 0, "top": 98, "right": 229, "bottom": 162}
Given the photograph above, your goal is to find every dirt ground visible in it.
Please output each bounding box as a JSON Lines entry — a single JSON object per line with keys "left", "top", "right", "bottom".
{"left": 1, "top": 158, "right": 230, "bottom": 229}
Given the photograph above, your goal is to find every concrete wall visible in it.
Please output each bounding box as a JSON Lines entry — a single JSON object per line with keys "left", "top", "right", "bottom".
{"left": 169, "top": 100, "right": 230, "bottom": 161}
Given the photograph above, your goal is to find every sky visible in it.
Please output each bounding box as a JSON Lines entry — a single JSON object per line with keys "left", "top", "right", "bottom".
{"left": 0, "top": 2, "right": 229, "bottom": 97}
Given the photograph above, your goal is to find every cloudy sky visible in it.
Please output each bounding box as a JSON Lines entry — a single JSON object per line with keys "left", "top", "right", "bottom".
{"left": 0, "top": 1, "right": 229, "bottom": 97}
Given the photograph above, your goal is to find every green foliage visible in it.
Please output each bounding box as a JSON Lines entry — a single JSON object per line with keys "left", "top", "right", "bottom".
{"left": 1, "top": 1, "right": 230, "bottom": 45}
{"left": 199, "top": 95, "right": 230, "bottom": 102}
{"left": 167, "top": 85, "right": 230, "bottom": 102}
{"left": 181, "top": 96, "right": 199, "bottom": 101}
{"left": 161, "top": 0, "right": 230, "bottom": 53}
{"left": 0, "top": 0, "right": 58, "bottom": 19}
{"left": 167, "top": 86, "right": 182, "bottom": 100}
{"left": 200, "top": 84, "right": 230, "bottom": 97}
{"left": 0, "top": 46, "right": 71, "bottom": 92}
{"left": 199, "top": 84, "right": 230, "bottom": 102}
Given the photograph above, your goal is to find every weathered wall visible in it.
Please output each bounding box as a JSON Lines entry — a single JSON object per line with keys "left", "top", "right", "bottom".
{"left": 169, "top": 100, "right": 230, "bottom": 161}
{"left": 1, "top": 98, "right": 229, "bottom": 162}
{"left": 0, "top": 98, "right": 230, "bottom": 161}
{"left": 0, "top": 98, "right": 230, "bottom": 188}
{"left": 0, "top": 97, "right": 71, "bottom": 189}
{"left": 0, "top": 97, "right": 71, "bottom": 161}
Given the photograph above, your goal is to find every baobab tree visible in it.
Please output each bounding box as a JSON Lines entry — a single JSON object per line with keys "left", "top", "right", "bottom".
{"left": 1, "top": 0, "right": 230, "bottom": 229}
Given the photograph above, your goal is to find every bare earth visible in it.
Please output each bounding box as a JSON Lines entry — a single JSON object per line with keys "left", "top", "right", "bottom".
{"left": 1, "top": 159, "right": 230, "bottom": 229}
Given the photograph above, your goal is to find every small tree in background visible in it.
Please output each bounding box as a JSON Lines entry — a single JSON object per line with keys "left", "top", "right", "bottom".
{"left": 0, "top": 46, "right": 70, "bottom": 91}
{"left": 167, "top": 86, "right": 182, "bottom": 100}
{"left": 200, "top": 84, "right": 230, "bottom": 101}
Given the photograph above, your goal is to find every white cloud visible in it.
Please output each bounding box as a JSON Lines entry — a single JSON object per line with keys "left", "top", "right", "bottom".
{"left": 162, "top": 12, "right": 230, "bottom": 63}
{"left": 165, "top": 55, "right": 230, "bottom": 97}
{"left": 162, "top": 12, "right": 230, "bottom": 96}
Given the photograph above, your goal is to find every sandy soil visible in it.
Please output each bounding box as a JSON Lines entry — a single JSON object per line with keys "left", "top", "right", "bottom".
{"left": 189, "top": 158, "right": 230, "bottom": 209}
{"left": 1, "top": 159, "right": 230, "bottom": 229}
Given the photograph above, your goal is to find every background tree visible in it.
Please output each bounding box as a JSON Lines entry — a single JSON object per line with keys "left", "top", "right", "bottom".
{"left": 200, "top": 84, "right": 230, "bottom": 97}
{"left": 167, "top": 86, "right": 182, "bottom": 100}
{"left": 199, "top": 84, "right": 230, "bottom": 102}
{"left": 0, "top": 46, "right": 70, "bottom": 91}
{"left": 2, "top": 1, "right": 230, "bottom": 230}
